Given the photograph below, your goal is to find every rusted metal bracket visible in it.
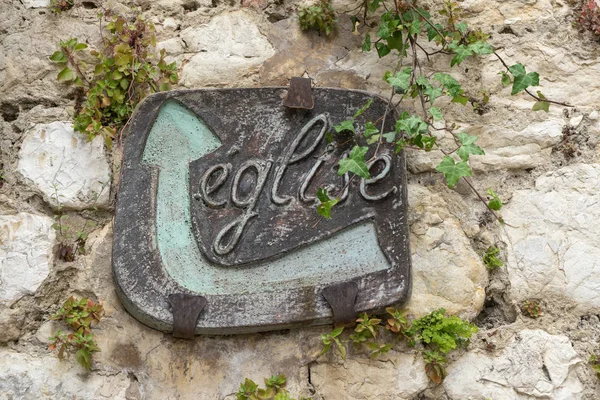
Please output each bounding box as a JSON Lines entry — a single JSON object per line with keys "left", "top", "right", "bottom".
{"left": 321, "top": 281, "right": 359, "bottom": 327}
{"left": 282, "top": 77, "right": 314, "bottom": 110}
{"left": 168, "top": 293, "right": 207, "bottom": 339}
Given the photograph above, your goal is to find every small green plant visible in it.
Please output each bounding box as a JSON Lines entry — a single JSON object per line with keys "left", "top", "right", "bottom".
{"left": 49, "top": 296, "right": 104, "bottom": 370}
{"left": 49, "top": 0, "right": 74, "bottom": 13}
{"left": 405, "top": 308, "right": 478, "bottom": 354}
{"left": 483, "top": 246, "right": 503, "bottom": 270}
{"left": 521, "top": 299, "right": 543, "bottom": 318}
{"left": 423, "top": 350, "right": 447, "bottom": 385}
{"left": 589, "top": 353, "right": 600, "bottom": 379}
{"left": 50, "top": 183, "right": 102, "bottom": 262}
{"left": 49, "top": 11, "right": 178, "bottom": 148}
{"left": 319, "top": 308, "right": 477, "bottom": 384}
{"left": 236, "top": 374, "right": 308, "bottom": 400}
{"left": 320, "top": 326, "right": 346, "bottom": 359}
{"left": 298, "top": 0, "right": 337, "bottom": 36}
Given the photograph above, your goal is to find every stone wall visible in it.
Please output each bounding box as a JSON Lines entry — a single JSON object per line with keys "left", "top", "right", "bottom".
{"left": 1, "top": 0, "right": 600, "bottom": 398}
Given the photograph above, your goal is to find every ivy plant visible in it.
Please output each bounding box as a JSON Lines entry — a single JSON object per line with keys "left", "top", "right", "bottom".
{"left": 49, "top": 12, "right": 178, "bottom": 148}
{"left": 313, "top": 0, "right": 573, "bottom": 221}
{"left": 236, "top": 374, "right": 310, "bottom": 400}
{"left": 298, "top": 0, "right": 337, "bottom": 36}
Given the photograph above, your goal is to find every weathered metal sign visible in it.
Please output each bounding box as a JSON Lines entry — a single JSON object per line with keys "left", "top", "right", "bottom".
{"left": 113, "top": 88, "right": 411, "bottom": 336}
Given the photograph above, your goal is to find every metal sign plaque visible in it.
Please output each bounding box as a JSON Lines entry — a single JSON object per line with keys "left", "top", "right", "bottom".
{"left": 113, "top": 88, "right": 411, "bottom": 336}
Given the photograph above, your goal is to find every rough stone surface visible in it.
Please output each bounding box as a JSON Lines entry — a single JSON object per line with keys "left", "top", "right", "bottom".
{"left": 311, "top": 351, "right": 429, "bottom": 400}
{"left": 162, "top": 11, "right": 275, "bottom": 87}
{"left": 21, "top": 0, "right": 49, "bottom": 8}
{"left": 444, "top": 329, "right": 584, "bottom": 399}
{"left": 0, "top": 350, "right": 131, "bottom": 399}
{"left": 405, "top": 184, "right": 488, "bottom": 320}
{"left": 0, "top": 212, "right": 55, "bottom": 303}
{"left": 17, "top": 122, "right": 110, "bottom": 210}
{"left": 503, "top": 164, "right": 600, "bottom": 311}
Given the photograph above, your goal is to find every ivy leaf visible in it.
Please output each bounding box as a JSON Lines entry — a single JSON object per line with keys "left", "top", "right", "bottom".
{"left": 433, "top": 73, "right": 462, "bottom": 97}
{"left": 396, "top": 115, "right": 428, "bottom": 137}
{"left": 456, "top": 132, "right": 484, "bottom": 161}
{"left": 57, "top": 67, "right": 74, "bottom": 82}
{"left": 383, "top": 131, "right": 397, "bottom": 142}
{"left": 451, "top": 95, "right": 469, "bottom": 105}
{"left": 532, "top": 90, "right": 550, "bottom": 112}
{"left": 429, "top": 107, "right": 443, "bottom": 121}
{"left": 75, "top": 348, "right": 91, "bottom": 370}
{"left": 316, "top": 188, "right": 339, "bottom": 219}
{"left": 487, "top": 189, "right": 503, "bottom": 211}
{"left": 368, "top": 0, "right": 381, "bottom": 13}
{"left": 353, "top": 98, "right": 373, "bottom": 119}
{"left": 338, "top": 146, "right": 370, "bottom": 179}
{"left": 387, "top": 67, "right": 412, "bottom": 92}
{"left": 500, "top": 71, "right": 511, "bottom": 87}
{"left": 74, "top": 43, "right": 88, "bottom": 51}
{"left": 427, "top": 23, "right": 445, "bottom": 42}
{"left": 362, "top": 33, "right": 372, "bottom": 52}
{"left": 436, "top": 156, "right": 472, "bottom": 188}
{"left": 448, "top": 42, "right": 473, "bottom": 67}
{"left": 375, "top": 42, "right": 391, "bottom": 58}
{"left": 334, "top": 120, "right": 355, "bottom": 133}
{"left": 468, "top": 41, "right": 493, "bottom": 55}
{"left": 386, "top": 31, "right": 404, "bottom": 53}
{"left": 417, "top": 76, "right": 443, "bottom": 104}
{"left": 363, "top": 121, "right": 379, "bottom": 137}
{"left": 455, "top": 21, "right": 468, "bottom": 34}
{"left": 508, "top": 63, "right": 539, "bottom": 95}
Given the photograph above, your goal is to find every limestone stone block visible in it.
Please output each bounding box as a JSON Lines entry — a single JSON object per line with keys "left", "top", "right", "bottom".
{"left": 0, "top": 212, "right": 55, "bottom": 304}
{"left": 175, "top": 11, "right": 275, "bottom": 87}
{"left": 311, "top": 351, "right": 429, "bottom": 400}
{"left": 405, "top": 184, "right": 488, "bottom": 320}
{"left": 17, "top": 122, "right": 110, "bottom": 210}
{"left": 444, "top": 329, "right": 584, "bottom": 399}
{"left": 502, "top": 164, "right": 600, "bottom": 312}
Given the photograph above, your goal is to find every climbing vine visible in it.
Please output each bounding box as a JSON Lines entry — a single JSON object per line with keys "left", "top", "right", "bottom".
{"left": 309, "top": 0, "right": 572, "bottom": 220}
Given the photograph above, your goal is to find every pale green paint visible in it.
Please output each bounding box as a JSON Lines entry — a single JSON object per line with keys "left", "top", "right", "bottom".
{"left": 142, "top": 100, "right": 390, "bottom": 295}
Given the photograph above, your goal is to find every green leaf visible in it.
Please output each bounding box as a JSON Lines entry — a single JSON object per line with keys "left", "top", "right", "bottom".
{"left": 532, "top": 91, "right": 549, "bottom": 112}
{"left": 363, "top": 121, "right": 379, "bottom": 137}
{"left": 386, "top": 31, "right": 404, "bottom": 53}
{"left": 508, "top": 63, "right": 539, "bottom": 95}
{"left": 353, "top": 98, "right": 373, "bottom": 119}
{"left": 433, "top": 73, "right": 462, "bottom": 97}
{"left": 375, "top": 42, "right": 391, "bottom": 58}
{"left": 455, "top": 21, "right": 468, "bottom": 34}
{"left": 456, "top": 132, "right": 484, "bottom": 161}
{"left": 75, "top": 348, "right": 91, "bottom": 369}
{"left": 395, "top": 115, "right": 428, "bottom": 137}
{"left": 500, "top": 71, "right": 511, "bottom": 87}
{"left": 448, "top": 42, "right": 473, "bottom": 67}
{"left": 362, "top": 33, "right": 372, "bottom": 52}
{"left": 368, "top": 0, "right": 381, "bottom": 13}
{"left": 429, "top": 107, "right": 443, "bottom": 121}
{"left": 435, "top": 156, "right": 472, "bottom": 188}
{"left": 334, "top": 119, "right": 355, "bottom": 134}
{"left": 451, "top": 95, "right": 469, "bottom": 105}
{"left": 487, "top": 189, "right": 503, "bottom": 211}
{"left": 427, "top": 23, "right": 445, "bottom": 42}
{"left": 74, "top": 43, "right": 88, "bottom": 51}
{"left": 49, "top": 51, "right": 67, "bottom": 63}
{"left": 338, "top": 146, "right": 370, "bottom": 179}
{"left": 386, "top": 67, "right": 412, "bottom": 92}
{"left": 316, "top": 188, "right": 339, "bottom": 219}
{"left": 382, "top": 131, "right": 396, "bottom": 142}
{"left": 468, "top": 41, "right": 493, "bottom": 55}
{"left": 57, "top": 67, "right": 74, "bottom": 82}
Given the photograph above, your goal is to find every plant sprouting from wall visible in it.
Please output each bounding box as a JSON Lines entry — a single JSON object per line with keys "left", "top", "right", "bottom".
{"left": 49, "top": 0, "right": 74, "bottom": 13}
{"left": 49, "top": 11, "right": 178, "bottom": 148}
{"left": 298, "top": 0, "right": 337, "bottom": 36}
{"left": 578, "top": 0, "right": 600, "bottom": 36}
{"left": 49, "top": 296, "right": 104, "bottom": 370}
{"left": 320, "top": 308, "right": 478, "bottom": 384}
{"left": 236, "top": 374, "right": 311, "bottom": 400}
{"left": 483, "top": 246, "right": 503, "bottom": 270}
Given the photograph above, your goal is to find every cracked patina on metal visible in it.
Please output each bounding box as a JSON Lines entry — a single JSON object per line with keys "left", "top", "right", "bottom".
{"left": 112, "top": 87, "right": 411, "bottom": 335}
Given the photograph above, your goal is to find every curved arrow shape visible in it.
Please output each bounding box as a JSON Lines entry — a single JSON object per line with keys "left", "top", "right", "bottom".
{"left": 140, "top": 100, "right": 391, "bottom": 295}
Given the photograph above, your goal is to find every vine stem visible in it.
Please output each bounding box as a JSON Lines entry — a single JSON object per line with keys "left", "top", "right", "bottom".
{"left": 493, "top": 51, "right": 573, "bottom": 107}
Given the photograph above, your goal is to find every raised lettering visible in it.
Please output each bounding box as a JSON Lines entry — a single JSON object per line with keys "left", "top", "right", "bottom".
{"left": 198, "top": 163, "right": 231, "bottom": 208}
{"left": 360, "top": 154, "right": 397, "bottom": 201}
